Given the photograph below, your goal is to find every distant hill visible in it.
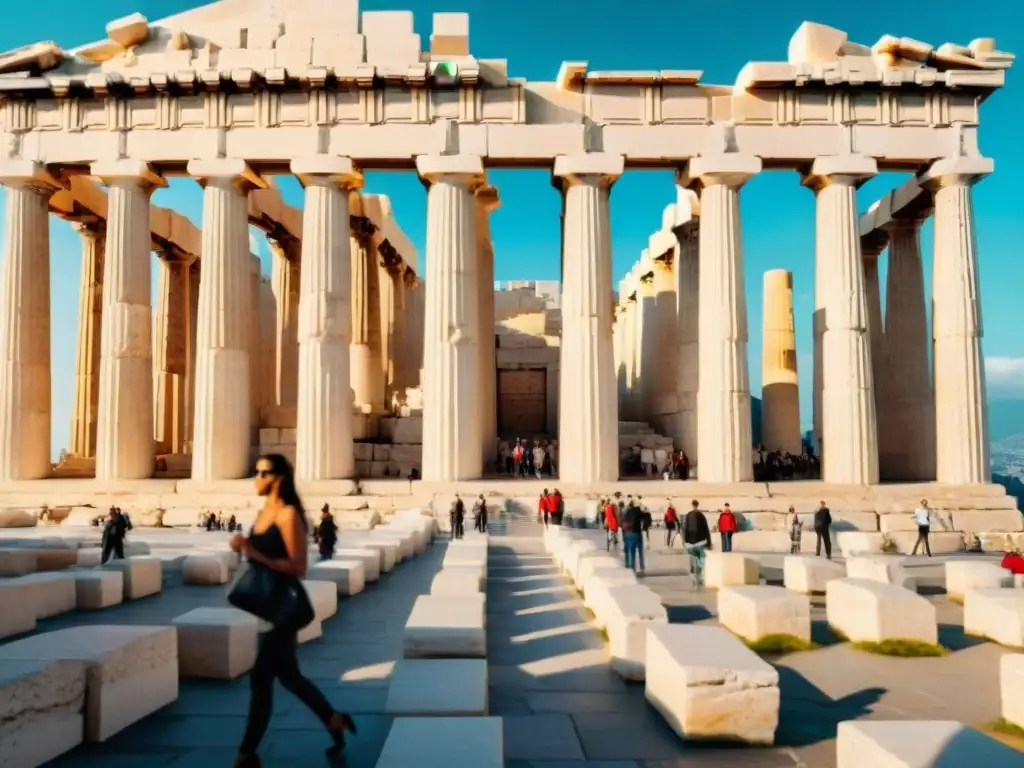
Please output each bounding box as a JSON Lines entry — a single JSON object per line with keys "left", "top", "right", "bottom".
{"left": 990, "top": 400, "right": 1024, "bottom": 443}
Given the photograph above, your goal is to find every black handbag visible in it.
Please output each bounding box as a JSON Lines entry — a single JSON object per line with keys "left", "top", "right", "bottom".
{"left": 228, "top": 562, "right": 315, "bottom": 631}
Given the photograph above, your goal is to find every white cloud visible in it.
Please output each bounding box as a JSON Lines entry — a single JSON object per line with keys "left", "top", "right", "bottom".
{"left": 986, "top": 357, "right": 1024, "bottom": 398}
{"left": 248, "top": 232, "right": 259, "bottom": 253}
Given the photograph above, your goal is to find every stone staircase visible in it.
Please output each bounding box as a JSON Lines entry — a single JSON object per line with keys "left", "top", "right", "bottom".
{"left": 618, "top": 420, "right": 674, "bottom": 451}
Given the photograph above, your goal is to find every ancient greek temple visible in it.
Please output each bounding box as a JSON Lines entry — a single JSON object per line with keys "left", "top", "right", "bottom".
{"left": 0, "top": 1, "right": 1016, "bottom": 523}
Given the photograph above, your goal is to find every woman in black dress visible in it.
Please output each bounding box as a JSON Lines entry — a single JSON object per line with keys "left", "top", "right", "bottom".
{"left": 229, "top": 453, "right": 356, "bottom": 768}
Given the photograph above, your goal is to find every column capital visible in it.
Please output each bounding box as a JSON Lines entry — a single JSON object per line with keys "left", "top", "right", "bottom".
{"left": 290, "top": 155, "right": 364, "bottom": 190}
{"left": 415, "top": 154, "right": 485, "bottom": 187}
{"left": 475, "top": 184, "right": 500, "bottom": 212}
{"left": 187, "top": 158, "right": 268, "bottom": 191}
{"left": 553, "top": 153, "right": 624, "bottom": 189}
{"left": 71, "top": 221, "right": 106, "bottom": 240}
{"left": 91, "top": 159, "right": 167, "bottom": 190}
{"left": 919, "top": 155, "right": 993, "bottom": 190}
{"left": 0, "top": 160, "right": 66, "bottom": 193}
{"left": 801, "top": 154, "right": 877, "bottom": 191}
{"left": 679, "top": 153, "right": 761, "bottom": 190}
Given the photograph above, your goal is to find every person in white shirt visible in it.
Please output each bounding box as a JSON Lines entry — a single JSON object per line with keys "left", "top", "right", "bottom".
{"left": 911, "top": 499, "right": 932, "bottom": 557}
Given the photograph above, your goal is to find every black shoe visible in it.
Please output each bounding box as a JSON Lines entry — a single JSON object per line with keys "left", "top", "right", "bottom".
{"left": 326, "top": 711, "right": 357, "bottom": 755}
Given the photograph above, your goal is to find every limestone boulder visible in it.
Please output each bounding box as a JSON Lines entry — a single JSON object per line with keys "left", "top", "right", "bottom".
{"left": 1001, "top": 653, "right": 1024, "bottom": 729}
{"left": 718, "top": 585, "right": 811, "bottom": 643}
{"left": 0, "top": 659, "right": 87, "bottom": 768}
{"left": 963, "top": 589, "right": 1024, "bottom": 648}
{"left": 826, "top": 578, "right": 937, "bottom": 645}
{"left": 944, "top": 560, "right": 1012, "bottom": 602}
{"left": 172, "top": 607, "right": 260, "bottom": 679}
{"left": 73, "top": 571, "right": 123, "bottom": 610}
{"left": 181, "top": 554, "right": 230, "bottom": 586}
{"left": 783, "top": 556, "right": 845, "bottom": 594}
{"left": 403, "top": 594, "right": 486, "bottom": 659}
{"left": 836, "top": 720, "right": 1021, "bottom": 768}
{"left": 0, "top": 508, "right": 38, "bottom": 528}
{"left": 705, "top": 552, "right": 760, "bottom": 589}
{"left": 645, "top": 624, "right": 780, "bottom": 745}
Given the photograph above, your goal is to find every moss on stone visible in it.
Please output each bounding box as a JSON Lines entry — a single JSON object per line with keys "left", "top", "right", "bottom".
{"left": 851, "top": 638, "right": 948, "bottom": 657}
{"left": 744, "top": 634, "right": 818, "bottom": 654}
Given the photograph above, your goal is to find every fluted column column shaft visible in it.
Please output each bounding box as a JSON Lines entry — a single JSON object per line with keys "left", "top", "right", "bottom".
{"left": 392, "top": 271, "right": 409, "bottom": 393}
{"left": 186, "top": 261, "right": 200, "bottom": 451}
{"left": 153, "top": 256, "right": 193, "bottom": 455}
{"left": 926, "top": 158, "right": 991, "bottom": 484}
{"left": 0, "top": 167, "right": 58, "bottom": 479}
{"left": 807, "top": 156, "right": 879, "bottom": 484}
{"left": 476, "top": 186, "right": 499, "bottom": 464}
{"left": 270, "top": 241, "right": 300, "bottom": 410}
{"left": 188, "top": 160, "right": 257, "bottom": 480}
{"left": 761, "top": 269, "right": 801, "bottom": 455}
{"left": 292, "top": 157, "right": 361, "bottom": 480}
{"left": 70, "top": 225, "right": 104, "bottom": 458}
{"left": 417, "top": 154, "right": 484, "bottom": 481}
{"left": 350, "top": 234, "right": 384, "bottom": 410}
{"left": 92, "top": 161, "right": 163, "bottom": 480}
{"left": 554, "top": 153, "right": 622, "bottom": 483}
{"left": 378, "top": 261, "right": 395, "bottom": 405}
{"left": 674, "top": 220, "right": 699, "bottom": 460}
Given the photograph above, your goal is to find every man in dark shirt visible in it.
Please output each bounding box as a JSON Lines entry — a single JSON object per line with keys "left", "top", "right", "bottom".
{"left": 101, "top": 507, "right": 128, "bottom": 563}
{"left": 317, "top": 505, "right": 338, "bottom": 561}
{"left": 814, "top": 500, "right": 833, "bottom": 559}
{"left": 451, "top": 495, "right": 466, "bottom": 540}
{"left": 621, "top": 499, "right": 646, "bottom": 574}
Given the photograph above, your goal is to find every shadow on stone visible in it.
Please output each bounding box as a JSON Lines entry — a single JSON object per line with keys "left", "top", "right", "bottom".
{"left": 775, "top": 666, "right": 886, "bottom": 748}
{"left": 809, "top": 620, "right": 846, "bottom": 647}
{"left": 666, "top": 604, "right": 713, "bottom": 623}
{"left": 937, "top": 622, "right": 987, "bottom": 652}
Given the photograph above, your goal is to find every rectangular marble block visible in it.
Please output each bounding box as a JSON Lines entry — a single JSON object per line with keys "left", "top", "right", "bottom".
{"left": 584, "top": 574, "right": 639, "bottom": 628}
{"left": 944, "top": 561, "right": 1012, "bottom": 602}
{"left": 783, "top": 556, "right": 846, "bottom": 594}
{"left": 378, "top": 522, "right": 429, "bottom": 553}
{"left": 172, "top": 607, "right": 259, "bottom": 679}
{"left": 645, "top": 624, "right": 780, "bottom": 745}
{"left": 375, "top": 716, "right": 503, "bottom": 768}
{"left": 73, "top": 571, "right": 124, "bottom": 610}
{"left": 605, "top": 585, "right": 669, "bottom": 681}
{"left": 836, "top": 720, "right": 1022, "bottom": 768}
{"left": 963, "top": 589, "right": 1024, "bottom": 648}
{"left": 1001, "top": 653, "right": 1024, "bottom": 729}
{"left": 8, "top": 572, "right": 77, "bottom": 619}
{"left": 368, "top": 529, "right": 414, "bottom": 561}
{"left": 576, "top": 553, "right": 622, "bottom": 587}
{"left": 0, "top": 625, "right": 179, "bottom": 742}
{"left": 431, "top": 566, "right": 485, "bottom": 595}
{"left": 101, "top": 556, "right": 162, "bottom": 600}
{"left": 826, "top": 578, "right": 937, "bottom": 645}
{"left": 845, "top": 555, "right": 915, "bottom": 590}
{"left": 0, "top": 548, "right": 37, "bottom": 576}
{"left": 403, "top": 594, "right": 486, "bottom": 659}
{"left": 181, "top": 554, "right": 230, "bottom": 586}
{"left": 331, "top": 548, "right": 381, "bottom": 582}
{"left": 717, "top": 586, "right": 811, "bottom": 643}
{"left": 563, "top": 539, "right": 599, "bottom": 579}
{"left": 302, "top": 579, "right": 339, "bottom": 621}
{"left": 0, "top": 659, "right": 86, "bottom": 768}
{"left": 385, "top": 659, "right": 487, "bottom": 715}
{"left": 77, "top": 548, "right": 104, "bottom": 567}
{"left": 443, "top": 542, "right": 488, "bottom": 569}
{"left": 0, "top": 581, "right": 36, "bottom": 639}
{"left": 340, "top": 536, "right": 397, "bottom": 572}
{"left": 306, "top": 559, "right": 366, "bottom": 596}
{"left": 704, "top": 552, "right": 760, "bottom": 589}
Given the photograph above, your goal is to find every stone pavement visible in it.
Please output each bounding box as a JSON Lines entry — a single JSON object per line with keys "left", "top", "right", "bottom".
{"left": 3, "top": 518, "right": 1018, "bottom": 767}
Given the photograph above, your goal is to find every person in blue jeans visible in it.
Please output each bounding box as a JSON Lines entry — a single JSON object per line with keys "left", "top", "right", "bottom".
{"left": 620, "top": 500, "right": 645, "bottom": 575}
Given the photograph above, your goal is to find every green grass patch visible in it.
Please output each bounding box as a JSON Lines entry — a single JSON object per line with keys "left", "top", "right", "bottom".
{"left": 744, "top": 634, "right": 819, "bottom": 654}
{"left": 851, "top": 638, "right": 948, "bottom": 657}
{"left": 599, "top": 627, "right": 609, "bottom": 641}
{"left": 986, "top": 718, "right": 1024, "bottom": 740}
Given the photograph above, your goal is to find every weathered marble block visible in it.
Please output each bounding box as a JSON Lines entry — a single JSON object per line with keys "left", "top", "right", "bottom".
{"left": 375, "top": 716, "right": 503, "bottom": 768}
{"left": 368, "top": 529, "right": 414, "bottom": 561}
{"left": 705, "top": 552, "right": 760, "bottom": 589}
{"left": 0, "top": 659, "right": 86, "bottom": 768}
{"left": 730, "top": 531, "right": 791, "bottom": 554}
{"left": 76, "top": 548, "right": 103, "bottom": 567}
{"left": 0, "top": 581, "right": 36, "bottom": 639}
{"left": 826, "top": 578, "right": 937, "bottom": 645}
{"left": 195, "top": 548, "right": 240, "bottom": 572}
{"left": 836, "top": 532, "right": 885, "bottom": 557}
{"left": 377, "top": 523, "right": 427, "bottom": 554}
{"left": 0, "top": 625, "right": 179, "bottom": 742}
{"left": 845, "top": 555, "right": 915, "bottom": 590}
{"left": 718, "top": 586, "right": 811, "bottom": 643}
{"left": 101, "top": 556, "right": 162, "bottom": 600}
{"left": 944, "top": 561, "right": 1012, "bottom": 602}
{"left": 73, "top": 571, "right": 124, "bottom": 610}
{"left": 331, "top": 548, "right": 381, "bottom": 582}
{"left": 443, "top": 545, "right": 488, "bottom": 569}
{"left": 403, "top": 594, "right": 486, "bottom": 659}
{"left": 306, "top": 559, "right": 366, "bottom": 597}
{"left": 888, "top": 531, "right": 966, "bottom": 555}
{"left": 963, "top": 589, "right": 1024, "bottom": 648}
{"left": 340, "top": 536, "right": 397, "bottom": 572}
{"left": 181, "top": 554, "right": 230, "bottom": 586}
{"left": 11, "top": 573, "right": 77, "bottom": 619}
{"left": 836, "top": 720, "right": 1021, "bottom": 768}
{"left": 583, "top": 573, "right": 639, "bottom": 625}
{"left": 645, "top": 624, "right": 780, "bottom": 745}
{"left": 431, "top": 566, "right": 485, "bottom": 595}
{"left": 582, "top": 568, "right": 638, "bottom": 612}
{"left": 576, "top": 553, "right": 621, "bottom": 587}
{"left": 605, "top": 585, "right": 669, "bottom": 680}
{"left": 783, "top": 556, "right": 846, "bottom": 594}
{"left": 172, "top": 607, "right": 259, "bottom": 679}
{"left": 1001, "top": 653, "right": 1024, "bottom": 729}
{"left": 301, "top": 579, "right": 339, "bottom": 622}
{"left": 385, "top": 659, "right": 488, "bottom": 715}
{"left": 123, "top": 541, "right": 151, "bottom": 557}
{"left": 28, "top": 547, "right": 78, "bottom": 571}
{"left": 0, "top": 548, "right": 36, "bottom": 576}
{"left": 563, "top": 539, "right": 599, "bottom": 578}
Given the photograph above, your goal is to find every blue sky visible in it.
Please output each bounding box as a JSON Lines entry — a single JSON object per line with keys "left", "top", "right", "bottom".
{"left": 1, "top": 0, "right": 1022, "bottom": 457}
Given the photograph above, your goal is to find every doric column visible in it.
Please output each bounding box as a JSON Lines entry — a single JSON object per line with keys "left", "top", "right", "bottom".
{"left": 0, "top": 162, "right": 60, "bottom": 479}
{"left": 350, "top": 223, "right": 384, "bottom": 411}
{"left": 391, "top": 268, "right": 410, "bottom": 394}
{"left": 922, "top": 156, "right": 992, "bottom": 484}
{"left": 673, "top": 197, "right": 700, "bottom": 461}
{"left": 553, "top": 153, "right": 623, "bottom": 483}
{"left": 186, "top": 260, "right": 200, "bottom": 452}
{"left": 761, "top": 269, "right": 801, "bottom": 455}
{"left": 416, "top": 154, "right": 485, "bottom": 481}
{"left": 804, "top": 155, "right": 879, "bottom": 484}
{"left": 187, "top": 159, "right": 263, "bottom": 480}
{"left": 378, "top": 257, "right": 395, "bottom": 406}
{"left": 269, "top": 239, "right": 300, "bottom": 410}
{"left": 248, "top": 253, "right": 262, "bottom": 440}
{"left": 70, "top": 223, "right": 105, "bottom": 458}
{"left": 881, "top": 217, "right": 936, "bottom": 481}
{"left": 476, "top": 185, "right": 499, "bottom": 465}
{"left": 862, "top": 249, "right": 886, "bottom": 459}
{"left": 153, "top": 255, "right": 195, "bottom": 455}
{"left": 635, "top": 263, "right": 657, "bottom": 423}
{"left": 91, "top": 160, "right": 166, "bottom": 480}
{"left": 649, "top": 244, "right": 678, "bottom": 433}
{"left": 682, "top": 152, "right": 760, "bottom": 482}
{"left": 291, "top": 156, "right": 362, "bottom": 480}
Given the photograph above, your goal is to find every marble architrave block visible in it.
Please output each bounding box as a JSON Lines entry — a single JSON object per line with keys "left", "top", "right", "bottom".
{"left": 704, "top": 552, "right": 760, "bottom": 589}
{"left": 172, "top": 607, "right": 260, "bottom": 680}
{"left": 0, "top": 659, "right": 86, "bottom": 768}
{"left": 836, "top": 720, "right": 1021, "bottom": 768}
{"left": 826, "top": 578, "right": 937, "bottom": 645}
{"left": 944, "top": 560, "right": 1012, "bottom": 602}
{"left": 783, "top": 556, "right": 845, "bottom": 594}
{"left": 604, "top": 585, "right": 669, "bottom": 680}
{"left": 1001, "top": 654, "right": 1024, "bottom": 729}
{"left": 645, "top": 624, "right": 780, "bottom": 745}
{"left": 8, "top": 573, "right": 76, "bottom": 619}
{"left": 0, "top": 625, "right": 179, "bottom": 743}
{"left": 403, "top": 594, "right": 486, "bottom": 659}
{"left": 717, "top": 585, "right": 811, "bottom": 642}
{"left": 306, "top": 559, "right": 366, "bottom": 597}
{"left": 385, "top": 659, "right": 488, "bottom": 716}
{"left": 375, "top": 717, "right": 503, "bottom": 768}
{"left": 73, "top": 571, "right": 123, "bottom": 610}
{"left": 181, "top": 554, "right": 230, "bottom": 586}
{"left": 101, "top": 556, "right": 162, "bottom": 600}
{"left": 963, "top": 589, "right": 1024, "bottom": 647}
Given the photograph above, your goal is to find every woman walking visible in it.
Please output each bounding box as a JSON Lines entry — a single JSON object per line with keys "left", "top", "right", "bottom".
{"left": 229, "top": 454, "right": 356, "bottom": 767}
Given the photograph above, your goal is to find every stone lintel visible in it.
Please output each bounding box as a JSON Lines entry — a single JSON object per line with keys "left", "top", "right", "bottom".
{"left": 186, "top": 159, "right": 268, "bottom": 190}
{"left": 680, "top": 153, "right": 762, "bottom": 189}
{"left": 0, "top": 159, "right": 66, "bottom": 191}
{"left": 415, "top": 154, "right": 485, "bottom": 186}
{"left": 90, "top": 159, "right": 167, "bottom": 189}
{"left": 553, "top": 153, "right": 624, "bottom": 187}
{"left": 649, "top": 229, "right": 677, "bottom": 261}
{"left": 802, "top": 154, "right": 877, "bottom": 190}
{"left": 290, "top": 155, "right": 364, "bottom": 190}
{"left": 919, "top": 155, "right": 994, "bottom": 188}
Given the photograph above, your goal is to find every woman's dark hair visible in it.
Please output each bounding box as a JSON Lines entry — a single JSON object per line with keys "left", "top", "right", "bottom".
{"left": 260, "top": 453, "right": 308, "bottom": 529}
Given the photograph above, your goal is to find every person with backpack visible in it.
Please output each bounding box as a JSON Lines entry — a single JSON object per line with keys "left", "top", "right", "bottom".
{"left": 639, "top": 496, "right": 653, "bottom": 545}
{"left": 814, "top": 500, "right": 833, "bottom": 559}
{"left": 716, "top": 504, "right": 737, "bottom": 552}
{"left": 101, "top": 507, "right": 129, "bottom": 563}
{"left": 682, "top": 500, "right": 712, "bottom": 587}
{"left": 603, "top": 498, "right": 620, "bottom": 552}
{"left": 664, "top": 502, "right": 679, "bottom": 548}
{"left": 620, "top": 498, "right": 645, "bottom": 574}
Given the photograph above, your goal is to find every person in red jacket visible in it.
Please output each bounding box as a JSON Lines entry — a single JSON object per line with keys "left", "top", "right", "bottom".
{"left": 604, "top": 500, "right": 620, "bottom": 552}
{"left": 1002, "top": 549, "right": 1024, "bottom": 576}
{"left": 538, "top": 490, "right": 550, "bottom": 527}
{"left": 664, "top": 503, "right": 679, "bottom": 548}
{"left": 716, "top": 504, "right": 738, "bottom": 552}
